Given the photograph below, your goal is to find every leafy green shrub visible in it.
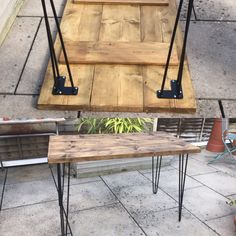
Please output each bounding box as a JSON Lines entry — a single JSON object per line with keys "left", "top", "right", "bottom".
{"left": 76, "top": 118, "right": 153, "bottom": 134}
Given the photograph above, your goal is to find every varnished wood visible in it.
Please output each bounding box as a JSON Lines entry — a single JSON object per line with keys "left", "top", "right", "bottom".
{"left": 48, "top": 132, "right": 201, "bottom": 164}
{"left": 38, "top": 0, "right": 197, "bottom": 113}
{"left": 59, "top": 41, "right": 179, "bottom": 65}
{"left": 73, "top": 0, "right": 169, "bottom": 5}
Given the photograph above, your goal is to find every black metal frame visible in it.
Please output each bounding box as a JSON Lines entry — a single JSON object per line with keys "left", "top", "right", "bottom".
{"left": 152, "top": 155, "right": 162, "bottom": 194}
{"left": 178, "top": 153, "right": 188, "bottom": 221}
{"left": 157, "top": 0, "right": 194, "bottom": 99}
{"left": 51, "top": 163, "right": 73, "bottom": 236}
{"left": 41, "top": 0, "right": 78, "bottom": 96}
{"left": 151, "top": 153, "right": 189, "bottom": 221}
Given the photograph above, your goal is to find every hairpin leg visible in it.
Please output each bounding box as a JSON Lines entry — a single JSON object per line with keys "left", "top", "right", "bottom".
{"left": 157, "top": 0, "right": 194, "bottom": 99}
{"left": 56, "top": 163, "right": 73, "bottom": 236}
{"left": 41, "top": 0, "right": 78, "bottom": 96}
{"left": 152, "top": 156, "right": 162, "bottom": 194}
{"left": 178, "top": 154, "right": 188, "bottom": 221}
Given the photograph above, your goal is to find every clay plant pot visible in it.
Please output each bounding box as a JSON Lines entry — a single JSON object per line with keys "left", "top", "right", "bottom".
{"left": 206, "top": 118, "right": 225, "bottom": 153}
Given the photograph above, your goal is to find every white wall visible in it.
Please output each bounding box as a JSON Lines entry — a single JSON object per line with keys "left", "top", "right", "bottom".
{"left": 0, "top": 0, "right": 24, "bottom": 45}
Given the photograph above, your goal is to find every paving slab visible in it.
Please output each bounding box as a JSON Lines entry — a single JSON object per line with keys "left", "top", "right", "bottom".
{"left": 0, "top": 95, "right": 78, "bottom": 118}
{"left": 194, "top": 0, "right": 236, "bottom": 21}
{"left": 171, "top": 186, "right": 234, "bottom": 221}
{"left": 67, "top": 181, "right": 118, "bottom": 212}
{"left": 136, "top": 207, "right": 218, "bottom": 236}
{"left": 18, "top": 0, "right": 66, "bottom": 17}
{"left": 139, "top": 165, "right": 175, "bottom": 174}
{"left": 2, "top": 179, "right": 57, "bottom": 209}
{"left": 114, "top": 184, "right": 178, "bottom": 218}
{"left": 0, "top": 201, "right": 61, "bottom": 236}
{"left": 0, "top": 17, "right": 41, "bottom": 94}
{"left": 70, "top": 203, "right": 145, "bottom": 236}
{"left": 0, "top": 169, "right": 7, "bottom": 185}
{"left": 195, "top": 100, "right": 221, "bottom": 118}
{"left": 206, "top": 214, "right": 236, "bottom": 236}
{"left": 6, "top": 164, "right": 52, "bottom": 185}
{"left": 222, "top": 100, "right": 236, "bottom": 118}
{"left": 209, "top": 161, "right": 236, "bottom": 178}
{"left": 187, "top": 21, "right": 236, "bottom": 100}
{"left": 80, "top": 99, "right": 221, "bottom": 118}
{"left": 191, "top": 149, "right": 220, "bottom": 164}
{"left": 171, "top": 158, "right": 218, "bottom": 176}
{"left": 17, "top": 19, "right": 56, "bottom": 95}
{"left": 102, "top": 171, "right": 151, "bottom": 194}
{"left": 193, "top": 171, "right": 236, "bottom": 196}
{"left": 143, "top": 169, "right": 202, "bottom": 196}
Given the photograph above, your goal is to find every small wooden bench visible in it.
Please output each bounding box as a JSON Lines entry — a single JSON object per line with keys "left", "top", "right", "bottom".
{"left": 48, "top": 132, "right": 200, "bottom": 235}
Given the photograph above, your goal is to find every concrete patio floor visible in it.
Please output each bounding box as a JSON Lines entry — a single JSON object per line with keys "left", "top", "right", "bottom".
{"left": 0, "top": 149, "right": 236, "bottom": 235}
{"left": 0, "top": 0, "right": 236, "bottom": 118}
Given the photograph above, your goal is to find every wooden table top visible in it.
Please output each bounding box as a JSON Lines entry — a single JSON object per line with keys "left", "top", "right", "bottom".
{"left": 48, "top": 132, "right": 201, "bottom": 164}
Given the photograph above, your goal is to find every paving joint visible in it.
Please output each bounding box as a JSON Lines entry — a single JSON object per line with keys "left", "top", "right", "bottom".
{"left": 0, "top": 168, "right": 8, "bottom": 211}
{"left": 100, "top": 175, "right": 149, "bottom": 236}
{"left": 14, "top": 17, "right": 43, "bottom": 95}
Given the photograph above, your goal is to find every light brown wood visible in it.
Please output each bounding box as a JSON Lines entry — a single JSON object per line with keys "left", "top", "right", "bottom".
{"left": 48, "top": 132, "right": 201, "bottom": 164}
{"left": 91, "top": 4, "right": 144, "bottom": 112}
{"left": 59, "top": 41, "right": 179, "bottom": 65}
{"left": 73, "top": 0, "right": 169, "bottom": 5}
{"left": 38, "top": 0, "right": 197, "bottom": 113}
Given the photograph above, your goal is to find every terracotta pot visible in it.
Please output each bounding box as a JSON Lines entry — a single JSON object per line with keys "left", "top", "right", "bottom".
{"left": 206, "top": 118, "right": 225, "bottom": 153}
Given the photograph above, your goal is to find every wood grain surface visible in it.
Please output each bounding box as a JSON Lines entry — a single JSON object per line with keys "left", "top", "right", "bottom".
{"left": 48, "top": 132, "right": 201, "bottom": 163}
{"left": 73, "top": 0, "right": 169, "bottom": 5}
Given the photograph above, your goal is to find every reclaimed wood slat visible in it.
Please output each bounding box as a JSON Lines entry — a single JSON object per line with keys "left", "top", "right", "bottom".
{"left": 91, "top": 4, "right": 144, "bottom": 112}
{"left": 59, "top": 41, "right": 179, "bottom": 65}
{"left": 48, "top": 132, "right": 201, "bottom": 163}
{"left": 73, "top": 0, "right": 169, "bottom": 5}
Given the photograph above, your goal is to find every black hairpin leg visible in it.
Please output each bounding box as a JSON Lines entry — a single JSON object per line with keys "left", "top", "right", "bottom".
{"left": 152, "top": 156, "right": 162, "bottom": 194}
{"left": 56, "top": 163, "right": 73, "bottom": 236}
{"left": 178, "top": 154, "right": 188, "bottom": 221}
{"left": 157, "top": 0, "right": 194, "bottom": 99}
{"left": 41, "top": 0, "right": 78, "bottom": 96}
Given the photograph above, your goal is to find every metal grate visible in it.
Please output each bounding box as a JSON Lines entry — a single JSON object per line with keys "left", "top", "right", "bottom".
{"left": 156, "top": 118, "right": 214, "bottom": 142}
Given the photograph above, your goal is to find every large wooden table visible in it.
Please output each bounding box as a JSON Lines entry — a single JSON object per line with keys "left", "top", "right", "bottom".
{"left": 48, "top": 132, "right": 201, "bottom": 235}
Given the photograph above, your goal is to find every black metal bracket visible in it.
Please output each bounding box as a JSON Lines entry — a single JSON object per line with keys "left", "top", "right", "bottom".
{"left": 53, "top": 76, "right": 78, "bottom": 95}
{"left": 41, "top": 0, "right": 78, "bottom": 96}
{"left": 157, "top": 80, "right": 183, "bottom": 99}
{"left": 157, "top": 0, "right": 194, "bottom": 99}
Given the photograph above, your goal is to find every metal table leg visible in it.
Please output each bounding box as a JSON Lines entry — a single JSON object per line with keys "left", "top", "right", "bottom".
{"left": 178, "top": 153, "right": 189, "bottom": 221}
{"left": 152, "top": 155, "right": 162, "bottom": 194}
{"left": 55, "top": 163, "right": 73, "bottom": 236}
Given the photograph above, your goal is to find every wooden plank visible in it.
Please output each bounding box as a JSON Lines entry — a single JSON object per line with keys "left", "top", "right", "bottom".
{"left": 38, "top": 2, "right": 103, "bottom": 110}
{"left": 141, "top": 6, "right": 171, "bottom": 112}
{"left": 91, "top": 4, "right": 144, "bottom": 112}
{"left": 73, "top": 0, "right": 169, "bottom": 5}
{"left": 143, "top": 3, "right": 196, "bottom": 113}
{"left": 48, "top": 132, "right": 201, "bottom": 164}
{"left": 59, "top": 41, "right": 178, "bottom": 65}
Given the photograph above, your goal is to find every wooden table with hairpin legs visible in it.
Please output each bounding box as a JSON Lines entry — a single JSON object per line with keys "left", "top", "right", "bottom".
{"left": 48, "top": 132, "right": 201, "bottom": 236}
